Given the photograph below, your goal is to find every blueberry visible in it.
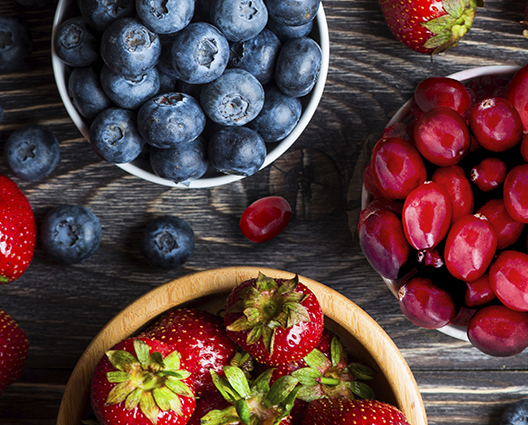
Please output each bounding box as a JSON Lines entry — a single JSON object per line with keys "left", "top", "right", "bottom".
{"left": 100, "top": 17, "right": 161, "bottom": 78}
{"left": 68, "top": 65, "right": 113, "bottom": 121}
{"left": 266, "top": 0, "right": 320, "bottom": 26}
{"left": 501, "top": 399, "right": 528, "bottom": 425}
{"left": 158, "top": 67, "right": 180, "bottom": 93}
{"left": 53, "top": 17, "right": 99, "bottom": 67}
{"left": 100, "top": 65, "right": 160, "bottom": 110}
{"left": 89, "top": 107, "right": 146, "bottom": 164}
{"left": 229, "top": 29, "right": 281, "bottom": 85}
{"left": 136, "top": 0, "right": 194, "bottom": 35}
{"left": 141, "top": 216, "right": 195, "bottom": 269}
{"left": 40, "top": 205, "right": 102, "bottom": 265}
{"left": 208, "top": 126, "right": 266, "bottom": 176}
{"left": 248, "top": 85, "right": 301, "bottom": 142}
{"left": 4, "top": 124, "right": 60, "bottom": 181}
{"left": 0, "top": 16, "right": 32, "bottom": 74}
{"left": 210, "top": 0, "right": 268, "bottom": 42}
{"left": 200, "top": 68, "right": 264, "bottom": 126}
{"left": 137, "top": 92, "right": 206, "bottom": 149}
{"left": 171, "top": 22, "right": 229, "bottom": 84}
{"left": 79, "top": 0, "right": 135, "bottom": 32}
{"left": 275, "top": 36, "right": 321, "bottom": 98}
{"left": 266, "top": 17, "right": 313, "bottom": 42}
{"left": 150, "top": 136, "right": 209, "bottom": 184}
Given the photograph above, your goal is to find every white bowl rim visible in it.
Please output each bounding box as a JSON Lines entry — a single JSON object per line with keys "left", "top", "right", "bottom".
{"left": 51, "top": 1, "right": 330, "bottom": 189}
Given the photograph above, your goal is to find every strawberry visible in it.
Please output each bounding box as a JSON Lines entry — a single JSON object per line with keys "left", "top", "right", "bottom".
{"left": 223, "top": 273, "right": 324, "bottom": 366}
{"left": 0, "top": 309, "right": 29, "bottom": 395}
{"left": 142, "top": 308, "right": 237, "bottom": 396}
{"left": 302, "top": 398, "right": 410, "bottom": 425}
{"left": 0, "top": 174, "right": 36, "bottom": 284}
{"left": 90, "top": 337, "right": 196, "bottom": 425}
{"left": 379, "top": 0, "right": 482, "bottom": 55}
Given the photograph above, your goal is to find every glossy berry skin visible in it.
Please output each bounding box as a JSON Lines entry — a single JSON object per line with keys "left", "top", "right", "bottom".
{"left": 0, "top": 175, "right": 36, "bottom": 283}
{"left": 68, "top": 66, "right": 113, "bottom": 121}
{"left": 0, "top": 16, "right": 32, "bottom": 74}
{"left": 464, "top": 273, "right": 495, "bottom": 308}
{"left": 414, "top": 106, "right": 471, "bottom": 166}
{"left": 0, "top": 310, "right": 29, "bottom": 395}
{"left": 505, "top": 64, "right": 528, "bottom": 133}
{"left": 489, "top": 251, "right": 528, "bottom": 312}
{"left": 210, "top": 0, "right": 268, "bottom": 42}
{"left": 141, "top": 216, "right": 194, "bottom": 269}
{"left": 431, "top": 165, "right": 474, "bottom": 224}
{"left": 444, "top": 214, "right": 497, "bottom": 282}
{"left": 40, "top": 205, "right": 101, "bottom": 265}
{"left": 53, "top": 16, "right": 99, "bottom": 67}
{"left": 477, "top": 199, "right": 525, "bottom": 251}
{"left": 467, "top": 305, "right": 528, "bottom": 357}
{"left": 370, "top": 137, "right": 427, "bottom": 200}
{"left": 414, "top": 77, "right": 471, "bottom": 115}
{"left": 469, "top": 97, "right": 523, "bottom": 152}
{"left": 136, "top": 0, "right": 194, "bottom": 34}
{"left": 4, "top": 124, "right": 60, "bottom": 181}
{"left": 266, "top": 0, "right": 320, "bottom": 26}
{"left": 501, "top": 398, "right": 528, "bottom": 425}
{"left": 398, "top": 276, "right": 456, "bottom": 329}
{"left": 503, "top": 164, "right": 528, "bottom": 223}
{"left": 470, "top": 157, "right": 508, "bottom": 192}
{"left": 78, "top": 0, "right": 135, "bottom": 31}
{"left": 521, "top": 135, "right": 528, "bottom": 162}
{"left": 240, "top": 196, "right": 292, "bottom": 243}
{"left": 402, "top": 181, "right": 452, "bottom": 250}
{"left": 266, "top": 17, "right": 313, "bottom": 43}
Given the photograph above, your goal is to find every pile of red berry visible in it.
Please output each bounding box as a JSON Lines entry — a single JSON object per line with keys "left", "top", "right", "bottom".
{"left": 360, "top": 64, "right": 528, "bottom": 357}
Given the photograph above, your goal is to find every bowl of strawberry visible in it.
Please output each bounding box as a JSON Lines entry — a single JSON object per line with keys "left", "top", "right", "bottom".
{"left": 56, "top": 267, "right": 427, "bottom": 425}
{"left": 359, "top": 64, "right": 528, "bottom": 357}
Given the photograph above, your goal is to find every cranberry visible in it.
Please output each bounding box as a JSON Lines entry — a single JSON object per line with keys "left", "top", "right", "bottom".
{"left": 417, "top": 248, "right": 444, "bottom": 268}
{"left": 465, "top": 74, "right": 511, "bottom": 102}
{"left": 402, "top": 181, "right": 452, "bottom": 250}
{"left": 363, "top": 164, "right": 383, "bottom": 199}
{"left": 489, "top": 250, "right": 528, "bottom": 312}
{"left": 370, "top": 137, "right": 427, "bottom": 200}
{"left": 470, "top": 157, "right": 508, "bottom": 192}
{"left": 505, "top": 64, "right": 528, "bottom": 133}
{"left": 444, "top": 214, "right": 497, "bottom": 282}
{"left": 503, "top": 164, "right": 528, "bottom": 223}
{"left": 431, "top": 165, "right": 474, "bottom": 223}
{"left": 477, "top": 198, "right": 525, "bottom": 250}
{"left": 359, "top": 209, "right": 411, "bottom": 280}
{"left": 413, "top": 77, "right": 471, "bottom": 115}
{"left": 358, "top": 197, "right": 403, "bottom": 232}
{"left": 414, "top": 106, "right": 471, "bottom": 167}
{"left": 398, "top": 276, "right": 456, "bottom": 329}
{"left": 239, "top": 196, "right": 292, "bottom": 243}
{"left": 467, "top": 304, "right": 528, "bottom": 357}
{"left": 464, "top": 273, "right": 495, "bottom": 308}
{"left": 381, "top": 122, "right": 411, "bottom": 143}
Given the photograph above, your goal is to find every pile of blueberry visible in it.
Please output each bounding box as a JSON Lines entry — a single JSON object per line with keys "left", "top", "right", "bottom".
{"left": 54, "top": 0, "right": 324, "bottom": 185}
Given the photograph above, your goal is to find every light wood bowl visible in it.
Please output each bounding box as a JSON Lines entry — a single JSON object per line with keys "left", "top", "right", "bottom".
{"left": 56, "top": 266, "right": 427, "bottom": 425}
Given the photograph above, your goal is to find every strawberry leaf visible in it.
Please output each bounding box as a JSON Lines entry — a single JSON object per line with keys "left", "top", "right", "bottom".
{"left": 348, "top": 363, "right": 376, "bottom": 380}
{"left": 162, "top": 350, "right": 181, "bottom": 370}
{"left": 224, "top": 366, "right": 251, "bottom": 399}
{"left": 200, "top": 405, "right": 239, "bottom": 425}
{"left": 106, "top": 349, "right": 139, "bottom": 372}
{"left": 264, "top": 375, "right": 299, "bottom": 407}
{"left": 304, "top": 348, "right": 331, "bottom": 373}
{"left": 106, "top": 381, "right": 135, "bottom": 404}
{"left": 125, "top": 387, "right": 142, "bottom": 410}
{"left": 134, "top": 339, "right": 151, "bottom": 367}
{"left": 140, "top": 391, "right": 159, "bottom": 425}
{"left": 165, "top": 378, "right": 194, "bottom": 398}
{"left": 235, "top": 399, "right": 251, "bottom": 425}
{"left": 291, "top": 367, "right": 322, "bottom": 386}
{"left": 348, "top": 381, "right": 376, "bottom": 400}
{"left": 106, "top": 371, "right": 131, "bottom": 383}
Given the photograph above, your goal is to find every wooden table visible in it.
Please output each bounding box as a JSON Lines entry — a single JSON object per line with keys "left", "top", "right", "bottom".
{"left": 0, "top": 0, "right": 527, "bottom": 423}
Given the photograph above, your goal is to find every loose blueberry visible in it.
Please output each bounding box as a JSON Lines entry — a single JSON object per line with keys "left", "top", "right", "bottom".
{"left": 208, "top": 126, "right": 266, "bottom": 176}
{"left": 40, "top": 205, "right": 102, "bottom": 265}
{"left": 137, "top": 92, "right": 206, "bottom": 149}
{"left": 210, "top": 0, "right": 268, "bottom": 42}
{"left": 141, "top": 216, "right": 195, "bottom": 269}
{"left": 0, "top": 16, "right": 32, "bottom": 74}
{"left": 4, "top": 124, "right": 60, "bottom": 181}
{"left": 266, "top": 0, "right": 320, "bottom": 26}
{"left": 78, "top": 0, "right": 135, "bottom": 32}
{"left": 89, "top": 107, "right": 146, "bottom": 164}
{"left": 501, "top": 398, "right": 528, "bottom": 425}
{"left": 266, "top": 17, "right": 313, "bottom": 42}
{"left": 68, "top": 65, "right": 113, "bottom": 121}
{"left": 136, "top": 0, "right": 194, "bottom": 35}
{"left": 200, "top": 68, "right": 264, "bottom": 126}
{"left": 53, "top": 16, "right": 99, "bottom": 67}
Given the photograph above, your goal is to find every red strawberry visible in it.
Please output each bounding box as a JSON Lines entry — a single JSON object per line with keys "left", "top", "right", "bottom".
{"left": 90, "top": 337, "right": 196, "bottom": 425}
{"left": 0, "top": 174, "right": 36, "bottom": 283}
{"left": 223, "top": 273, "right": 324, "bottom": 366}
{"left": 186, "top": 391, "right": 230, "bottom": 425}
{"left": 142, "top": 308, "right": 237, "bottom": 396}
{"left": 302, "top": 398, "right": 410, "bottom": 425}
{"left": 0, "top": 309, "right": 29, "bottom": 395}
{"left": 379, "top": 0, "right": 482, "bottom": 55}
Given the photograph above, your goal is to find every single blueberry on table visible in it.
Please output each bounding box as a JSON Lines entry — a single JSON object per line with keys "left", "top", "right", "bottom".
{"left": 141, "top": 216, "right": 195, "bottom": 269}
{"left": 266, "top": 0, "right": 320, "bottom": 26}
{"left": 136, "top": 0, "right": 194, "bottom": 35}
{"left": 210, "top": 0, "right": 268, "bottom": 42}
{"left": 4, "top": 124, "right": 60, "bottom": 181}
{"left": 501, "top": 398, "right": 528, "bottom": 425}
{"left": 266, "top": 17, "right": 313, "bottom": 42}
{"left": 171, "top": 22, "right": 229, "bottom": 84}
{"left": 208, "top": 126, "right": 266, "bottom": 176}
{"left": 40, "top": 205, "right": 102, "bottom": 265}
{"left": 79, "top": 0, "right": 135, "bottom": 32}
{"left": 275, "top": 36, "right": 322, "bottom": 98}
{"left": 0, "top": 16, "right": 32, "bottom": 74}
{"left": 200, "top": 68, "right": 264, "bottom": 126}
{"left": 68, "top": 65, "right": 113, "bottom": 121}
{"left": 54, "top": 16, "right": 99, "bottom": 67}
{"left": 89, "top": 107, "right": 146, "bottom": 164}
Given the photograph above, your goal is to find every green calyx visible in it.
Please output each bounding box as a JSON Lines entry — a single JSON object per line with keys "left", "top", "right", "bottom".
{"left": 104, "top": 339, "right": 194, "bottom": 425}
{"left": 226, "top": 273, "right": 311, "bottom": 356}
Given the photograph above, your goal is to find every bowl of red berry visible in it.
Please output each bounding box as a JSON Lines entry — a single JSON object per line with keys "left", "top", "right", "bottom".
{"left": 359, "top": 64, "right": 528, "bottom": 357}
{"left": 55, "top": 267, "right": 427, "bottom": 425}
{"left": 51, "top": 0, "right": 329, "bottom": 189}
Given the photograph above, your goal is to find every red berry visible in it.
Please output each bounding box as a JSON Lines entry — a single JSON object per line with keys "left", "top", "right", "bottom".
{"left": 503, "top": 164, "right": 528, "bottom": 223}
{"left": 358, "top": 197, "right": 403, "bottom": 232}
{"left": 489, "top": 250, "right": 528, "bottom": 312}
{"left": 240, "top": 196, "right": 292, "bottom": 243}
{"left": 464, "top": 273, "right": 495, "bottom": 308}
{"left": 414, "top": 77, "right": 471, "bottom": 115}
{"left": 477, "top": 198, "right": 525, "bottom": 250}
{"left": 505, "top": 64, "right": 528, "bottom": 133}
{"left": 470, "top": 157, "right": 508, "bottom": 192}
{"left": 0, "top": 310, "right": 29, "bottom": 395}
{"left": 431, "top": 164, "right": 474, "bottom": 223}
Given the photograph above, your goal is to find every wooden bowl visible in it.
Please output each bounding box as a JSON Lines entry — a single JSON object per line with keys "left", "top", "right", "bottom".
{"left": 56, "top": 267, "right": 427, "bottom": 425}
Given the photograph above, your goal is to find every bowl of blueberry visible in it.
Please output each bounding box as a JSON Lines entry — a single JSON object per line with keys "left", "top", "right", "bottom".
{"left": 359, "top": 64, "right": 528, "bottom": 357}
{"left": 51, "top": 0, "right": 330, "bottom": 188}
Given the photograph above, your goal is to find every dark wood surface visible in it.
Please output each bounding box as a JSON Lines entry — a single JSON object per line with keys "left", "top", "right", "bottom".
{"left": 1, "top": 0, "right": 528, "bottom": 423}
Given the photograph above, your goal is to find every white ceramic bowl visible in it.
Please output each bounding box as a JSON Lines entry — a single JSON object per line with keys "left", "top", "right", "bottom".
{"left": 362, "top": 65, "right": 521, "bottom": 342}
{"left": 51, "top": 0, "right": 330, "bottom": 188}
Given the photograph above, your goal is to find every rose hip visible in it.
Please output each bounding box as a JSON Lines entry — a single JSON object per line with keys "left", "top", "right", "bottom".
{"left": 503, "top": 164, "right": 528, "bottom": 223}
{"left": 489, "top": 250, "right": 528, "bottom": 312}
{"left": 431, "top": 165, "right": 474, "bottom": 223}
{"left": 477, "top": 198, "right": 525, "bottom": 250}
{"left": 444, "top": 214, "right": 497, "bottom": 282}
{"left": 464, "top": 273, "right": 495, "bottom": 308}
{"left": 470, "top": 157, "right": 508, "bottom": 192}
{"left": 413, "top": 77, "right": 471, "bottom": 115}
{"left": 414, "top": 106, "right": 471, "bottom": 167}
{"left": 402, "top": 181, "right": 452, "bottom": 250}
